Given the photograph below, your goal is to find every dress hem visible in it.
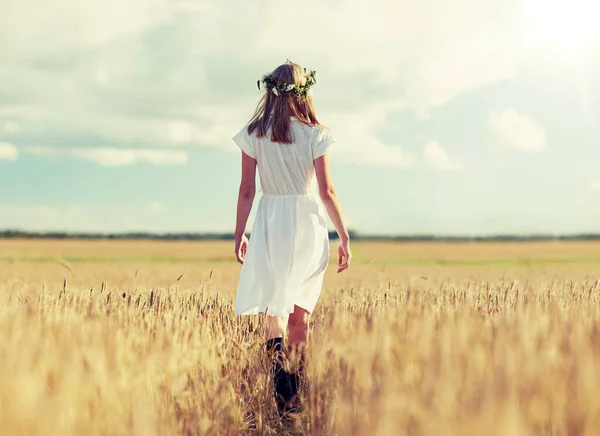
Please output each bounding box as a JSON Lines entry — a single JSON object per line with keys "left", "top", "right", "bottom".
{"left": 235, "top": 304, "right": 312, "bottom": 317}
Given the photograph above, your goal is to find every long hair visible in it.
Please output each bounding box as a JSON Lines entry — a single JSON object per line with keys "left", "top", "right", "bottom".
{"left": 247, "top": 62, "right": 320, "bottom": 144}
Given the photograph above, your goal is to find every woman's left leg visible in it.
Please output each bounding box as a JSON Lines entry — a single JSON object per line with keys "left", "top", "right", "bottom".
{"left": 283, "top": 305, "right": 311, "bottom": 413}
{"left": 265, "top": 314, "right": 288, "bottom": 341}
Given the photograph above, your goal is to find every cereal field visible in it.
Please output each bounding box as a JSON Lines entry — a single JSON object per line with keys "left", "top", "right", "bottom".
{"left": 1, "top": 239, "right": 600, "bottom": 435}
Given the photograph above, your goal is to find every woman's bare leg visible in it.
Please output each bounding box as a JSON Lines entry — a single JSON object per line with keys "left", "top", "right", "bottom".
{"left": 265, "top": 307, "right": 309, "bottom": 417}
{"left": 287, "top": 305, "right": 310, "bottom": 350}
{"left": 265, "top": 314, "right": 288, "bottom": 340}
{"left": 285, "top": 305, "right": 310, "bottom": 414}
{"left": 264, "top": 313, "right": 293, "bottom": 417}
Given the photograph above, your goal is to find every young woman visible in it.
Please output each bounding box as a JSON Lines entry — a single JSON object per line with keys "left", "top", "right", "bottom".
{"left": 232, "top": 60, "right": 351, "bottom": 417}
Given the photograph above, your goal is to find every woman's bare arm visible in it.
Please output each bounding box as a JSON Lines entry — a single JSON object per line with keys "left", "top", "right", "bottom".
{"left": 234, "top": 151, "right": 256, "bottom": 263}
{"left": 314, "top": 153, "right": 352, "bottom": 272}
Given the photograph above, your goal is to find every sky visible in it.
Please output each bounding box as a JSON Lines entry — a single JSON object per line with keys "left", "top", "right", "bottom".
{"left": 1, "top": 0, "right": 599, "bottom": 236}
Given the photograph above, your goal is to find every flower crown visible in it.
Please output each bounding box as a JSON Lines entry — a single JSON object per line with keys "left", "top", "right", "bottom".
{"left": 257, "top": 67, "right": 317, "bottom": 98}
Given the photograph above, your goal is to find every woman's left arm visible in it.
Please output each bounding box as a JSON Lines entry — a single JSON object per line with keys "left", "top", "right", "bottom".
{"left": 234, "top": 151, "right": 257, "bottom": 264}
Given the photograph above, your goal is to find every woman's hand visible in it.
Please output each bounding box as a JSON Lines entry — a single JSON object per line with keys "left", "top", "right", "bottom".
{"left": 337, "top": 239, "right": 352, "bottom": 273}
{"left": 235, "top": 234, "right": 249, "bottom": 265}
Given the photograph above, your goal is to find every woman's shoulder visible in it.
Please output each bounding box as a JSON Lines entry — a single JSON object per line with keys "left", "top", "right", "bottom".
{"left": 291, "top": 117, "right": 331, "bottom": 134}
{"left": 308, "top": 123, "right": 334, "bottom": 142}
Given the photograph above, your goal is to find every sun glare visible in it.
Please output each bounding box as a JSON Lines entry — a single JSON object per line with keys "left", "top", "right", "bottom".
{"left": 525, "top": 0, "right": 600, "bottom": 61}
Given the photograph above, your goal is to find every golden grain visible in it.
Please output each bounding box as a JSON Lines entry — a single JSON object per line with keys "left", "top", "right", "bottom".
{"left": 0, "top": 240, "right": 599, "bottom": 435}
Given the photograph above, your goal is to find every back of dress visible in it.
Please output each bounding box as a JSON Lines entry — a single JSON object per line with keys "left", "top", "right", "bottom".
{"left": 233, "top": 117, "right": 335, "bottom": 196}
{"left": 232, "top": 116, "right": 335, "bottom": 317}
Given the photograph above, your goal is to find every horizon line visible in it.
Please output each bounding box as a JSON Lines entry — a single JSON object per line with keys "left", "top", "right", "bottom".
{"left": 1, "top": 229, "right": 600, "bottom": 241}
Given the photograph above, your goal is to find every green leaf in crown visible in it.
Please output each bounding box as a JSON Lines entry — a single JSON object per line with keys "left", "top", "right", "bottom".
{"left": 257, "top": 64, "right": 317, "bottom": 98}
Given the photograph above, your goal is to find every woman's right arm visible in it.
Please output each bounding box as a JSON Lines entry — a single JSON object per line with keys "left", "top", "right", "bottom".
{"left": 314, "top": 153, "right": 352, "bottom": 272}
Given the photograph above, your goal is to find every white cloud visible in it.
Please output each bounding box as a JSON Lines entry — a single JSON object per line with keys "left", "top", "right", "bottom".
{"left": 423, "top": 141, "right": 463, "bottom": 171}
{"left": 0, "top": 142, "right": 18, "bottom": 160}
{"left": 0, "top": 0, "right": 173, "bottom": 59}
{"left": 592, "top": 180, "right": 600, "bottom": 191}
{"left": 333, "top": 140, "right": 418, "bottom": 169}
{"left": 488, "top": 108, "right": 546, "bottom": 152}
{"left": 0, "top": 0, "right": 528, "bottom": 169}
{"left": 149, "top": 202, "right": 167, "bottom": 213}
{"left": 19, "top": 147, "right": 55, "bottom": 157}
{"left": 169, "top": 121, "right": 193, "bottom": 144}
{"left": 0, "top": 203, "right": 175, "bottom": 233}
{"left": 73, "top": 148, "right": 187, "bottom": 166}
{"left": 256, "top": 0, "right": 524, "bottom": 109}
{"left": 3, "top": 122, "right": 19, "bottom": 133}
{"left": 327, "top": 107, "right": 418, "bottom": 169}
{"left": 23, "top": 147, "right": 187, "bottom": 166}
{"left": 0, "top": 105, "right": 44, "bottom": 120}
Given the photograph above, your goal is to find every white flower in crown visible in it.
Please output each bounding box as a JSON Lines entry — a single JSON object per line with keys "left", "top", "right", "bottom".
{"left": 272, "top": 88, "right": 280, "bottom": 96}
{"left": 284, "top": 84, "right": 295, "bottom": 92}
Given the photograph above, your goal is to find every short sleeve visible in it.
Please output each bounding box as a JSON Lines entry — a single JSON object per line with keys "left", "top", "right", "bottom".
{"left": 232, "top": 127, "right": 255, "bottom": 158}
{"left": 313, "top": 126, "right": 335, "bottom": 159}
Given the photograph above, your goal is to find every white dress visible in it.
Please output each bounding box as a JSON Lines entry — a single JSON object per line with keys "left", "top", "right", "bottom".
{"left": 232, "top": 117, "right": 335, "bottom": 317}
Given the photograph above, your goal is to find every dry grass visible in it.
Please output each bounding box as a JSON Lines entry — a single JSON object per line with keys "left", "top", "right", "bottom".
{"left": 1, "top": 239, "right": 600, "bottom": 435}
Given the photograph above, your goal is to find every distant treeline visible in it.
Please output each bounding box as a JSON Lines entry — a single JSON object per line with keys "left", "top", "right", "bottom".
{"left": 1, "top": 230, "right": 600, "bottom": 242}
